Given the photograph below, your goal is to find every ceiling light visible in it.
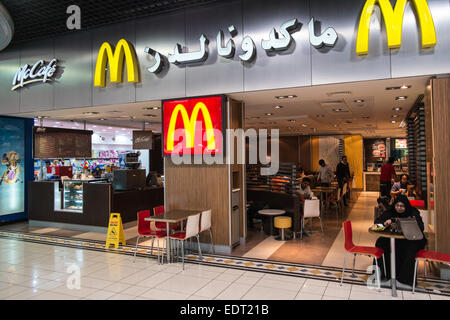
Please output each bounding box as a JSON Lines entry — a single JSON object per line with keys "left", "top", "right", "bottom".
{"left": 301, "top": 124, "right": 308, "bottom": 127}
{"left": 143, "top": 106, "right": 160, "bottom": 110}
{"left": 274, "top": 105, "right": 283, "bottom": 109}
{"left": 99, "top": 118, "right": 106, "bottom": 121}
{"left": 82, "top": 112, "right": 99, "bottom": 115}
{"left": 265, "top": 113, "right": 273, "bottom": 116}
{"left": 391, "top": 120, "right": 397, "bottom": 124}
{"left": 392, "top": 107, "right": 402, "bottom": 111}
{"left": 354, "top": 99, "right": 365, "bottom": 103}
{"left": 395, "top": 96, "right": 407, "bottom": 100}
{"left": 288, "top": 119, "right": 296, "bottom": 123}
{"left": 362, "top": 116, "right": 370, "bottom": 120}
{"left": 326, "top": 91, "right": 352, "bottom": 97}
{"left": 401, "top": 85, "right": 411, "bottom": 89}
{"left": 275, "top": 95, "right": 297, "bottom": 99}
{"left": 392, "top": 115, "right": 399, "bottom": 118}
{"left": 316, "top": 114, "right": 325, "bottom": 118}
{"left": 37, "top": 116, "right": 48, "bottom": 119}
{"left": 333, "top": 108, "right": 344, "bottom": 112}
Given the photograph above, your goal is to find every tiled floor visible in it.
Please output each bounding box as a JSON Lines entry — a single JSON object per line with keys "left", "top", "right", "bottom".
{"left": 0, "top": 237, "right": 448, "bottom": 300}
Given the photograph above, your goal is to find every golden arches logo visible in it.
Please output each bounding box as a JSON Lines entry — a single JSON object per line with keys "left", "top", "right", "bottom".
{"left": 94, "top": 39, "right": 139, "bottom": 87}
{"left": 356, "top": 0, "right": 437, "bottom": 55}
{"left": 166, "top": 102, "right": 216, "bottom": 151}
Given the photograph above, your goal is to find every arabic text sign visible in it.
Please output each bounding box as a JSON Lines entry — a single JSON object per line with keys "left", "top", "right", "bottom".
{"left": 163, "top": 96, "right": 224, "bottom": 156}
{"left": 11, "top": 59, "right": 58, "bottom": 91}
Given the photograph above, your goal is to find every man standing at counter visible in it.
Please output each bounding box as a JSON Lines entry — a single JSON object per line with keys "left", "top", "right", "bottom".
{"left": 380, "top": 157, "right": 396, "bottom": 199}
{"left": 336, "top": 156, "right": 350, "bottom": 206}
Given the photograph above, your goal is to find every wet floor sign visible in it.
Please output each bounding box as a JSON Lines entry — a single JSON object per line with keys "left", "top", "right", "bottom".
{"left": 105, "top": 213, "right": 126, "bottom": 248}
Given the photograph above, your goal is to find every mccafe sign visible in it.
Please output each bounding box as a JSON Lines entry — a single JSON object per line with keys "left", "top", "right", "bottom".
{"left": 11, "top": 58, "right": 58, "bottom": 91}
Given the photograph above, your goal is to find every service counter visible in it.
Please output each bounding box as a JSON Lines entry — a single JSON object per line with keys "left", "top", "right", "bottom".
{"left": 28, "top": 180, "right": 163, "bottom": 230}
{"left": 363, "top": 171, "right": 408, "bottom": 192}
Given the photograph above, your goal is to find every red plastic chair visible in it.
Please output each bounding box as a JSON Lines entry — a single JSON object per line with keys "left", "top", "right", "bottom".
{"left": 340, "top": 221, "right": 386, "bottom": 289}
{"left": 134, "top": 210, "right": 167, "bottom": 264}
{"left": 153, "top": 206, "right": 181, "bottom": 232}
{"left": 413, "top": 250, "right": 450, "bottom": 293}
{"left": 409, "top": 200, "right": 426, "bottom": 208}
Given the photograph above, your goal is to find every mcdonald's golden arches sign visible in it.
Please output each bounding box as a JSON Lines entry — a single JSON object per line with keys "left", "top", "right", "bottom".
{"left": 163, "top": 96, "right": 225, "bottom": 156}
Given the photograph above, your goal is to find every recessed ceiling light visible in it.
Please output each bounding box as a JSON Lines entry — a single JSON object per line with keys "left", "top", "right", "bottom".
{"left": 82, "top": 112, "right": 99, "bottom": 115}
{"left": 392, "top": 115, "right": 399, "bottom": 118}
{"left": 274, "top": 105, "right": 283, "bottom": 109}
{"left": 275, "top": 95, "right": 297, "bottom": 99}
{"left": 400, "top": 85, "right": 411, "bottom": 89}
{"left": 265, "top": 113, "right": 273, "bottom": 116}
{"left": 316, "top": 114, "right": 325, "bottom": 118}
{"left": 391, "top": 120, "right": 397, "bottom": 124}
{"left": 392, "top": 107, "right": 402, "bottom": 111}
{"left": 395, "top": 96, "right": 407, "bottom": 100}
{"left": 354, "top": 99, "right": 365, "bottom": 103}
{"left": 37, "top": 116, "right": 48, "bottom": 119}
{"left": 143, "top": 106, "right": 160, "bottom": 110}
{"left": 333, "top": 108, "right": 344, "bottom": 112}
{"left": 288, "top": 119, "right": 296, "bottom": 123}
{"left": 99, "top": 118, "right": 106, "bottom": 121}
{"left": 301, "top": 124, "right": 308, "bottom": 127}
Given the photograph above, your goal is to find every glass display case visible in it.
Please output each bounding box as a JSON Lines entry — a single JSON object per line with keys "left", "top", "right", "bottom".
{"left": 63, "top": 180, "right": 84, "bottom": 212}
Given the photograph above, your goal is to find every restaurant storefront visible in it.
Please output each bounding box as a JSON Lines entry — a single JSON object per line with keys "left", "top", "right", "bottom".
{"left": 0, "top": 0, "right": 449, "bottom": 279}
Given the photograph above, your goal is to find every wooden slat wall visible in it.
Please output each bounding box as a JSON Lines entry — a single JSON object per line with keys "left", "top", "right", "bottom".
{"left": 164, "top": 160, "right": 230, "bottom": 246}
{"left": 431, "top": 78, "right": 450, "bottom": 254}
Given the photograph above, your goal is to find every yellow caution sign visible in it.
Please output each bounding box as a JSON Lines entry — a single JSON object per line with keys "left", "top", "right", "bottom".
{"left": 105, "top": 213, "right": 126, "bottom": 249}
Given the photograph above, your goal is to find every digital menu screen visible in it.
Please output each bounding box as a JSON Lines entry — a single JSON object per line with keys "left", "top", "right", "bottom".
{"left": 395, "top": 138, "right": 407, "bottom": 149}
{"left": 0, "top": 118, "right": 25, "bottom": 216}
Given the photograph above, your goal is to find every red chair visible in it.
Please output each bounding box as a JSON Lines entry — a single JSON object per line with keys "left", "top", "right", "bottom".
{"left": 340, "top": 220, "right": 386, "bottom": 289}
{"left": 413, "top": 250, "right": 450, "bottom": 293}
{"left": 153, "top": 206, "right": 181, "bottom": 233}
{"left": 409, "top": 200, "right": 425, "bottom": 208}
{"left": 134, "top": 210, "right": 167, "bottom": 264}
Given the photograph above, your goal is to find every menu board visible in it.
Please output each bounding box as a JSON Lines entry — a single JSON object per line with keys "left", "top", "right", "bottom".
{"left": 364, "top": 138, "right": 387, "bottom": 165}
{"left": 395, "top": 138, "right": 407, "bottom": 149}
{"left": 34, "top": 127, "right": 93, "bottom": 158}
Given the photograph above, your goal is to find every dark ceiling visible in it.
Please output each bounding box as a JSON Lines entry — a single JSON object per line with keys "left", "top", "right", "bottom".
{"left": 2, "top": 0, "right": 220, "bottom": 44}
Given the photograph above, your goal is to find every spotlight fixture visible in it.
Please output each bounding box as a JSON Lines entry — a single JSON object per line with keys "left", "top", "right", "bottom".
{"left": 301, "top": 124, "right": 308, "bottom": 127}
{"left": 391, "top": 120, "right": 397, "bottom": 124}
{"left": 265, "top": 113, "right": 273, "bottom": 116}
{"left": 400, "top": 85, "right": 411, "bottom": 89}
{"left": 392, "top": 107, "right": 402, "bottom": 111}
{"left": 37, "top": 116, "right": 48, "bottom": 119}
{"left": 395, "top": 96, "right": 407, "bottom": 100}
{"left": 333, "top": 108, "right": 344, "bottom": 112}
{"left": 274, "top": 105, "right": 283, "bottom": 109}
{"left": 143, "top": 106, "right": 161, "bottom": 110}
{"left": 354, "top": 99, "right": 365, "bottom": 103}
{"left": 392, "top": 115, "right": 399, "bottom": 118}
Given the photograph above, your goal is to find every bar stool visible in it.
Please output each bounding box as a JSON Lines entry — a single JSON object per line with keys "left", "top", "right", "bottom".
{"left": 274, "top": 216, "right": 292, "bottom": 241}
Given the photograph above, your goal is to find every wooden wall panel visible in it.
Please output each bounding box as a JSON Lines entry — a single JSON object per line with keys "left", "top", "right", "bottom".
{"left": 299, "top": 136, "right": 312, "bottom": 172}
{"left": 431, "top": 78, "right": 450, "bottom": 254}
{"left": 164, "top": 159, "right": 230, "bottom": 246}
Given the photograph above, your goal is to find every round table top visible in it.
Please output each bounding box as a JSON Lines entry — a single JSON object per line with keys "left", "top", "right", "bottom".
{"left": 368, "top": 227, "right": 406, "bottom": 239}
{"left": 258, "top": 209, "right": 286, "bottom": 216}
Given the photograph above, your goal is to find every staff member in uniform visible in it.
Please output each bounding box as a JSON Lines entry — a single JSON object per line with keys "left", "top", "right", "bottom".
{"left": 380, "top": 157, "right": 396, "bottom": 199}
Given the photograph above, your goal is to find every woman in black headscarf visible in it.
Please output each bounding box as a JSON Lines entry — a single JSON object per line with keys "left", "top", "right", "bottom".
{"left": 374, "top": 195, "right": 427, "bottom": 286}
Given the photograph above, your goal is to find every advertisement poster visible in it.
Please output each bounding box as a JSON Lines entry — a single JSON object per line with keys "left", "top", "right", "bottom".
{"left": 371, "top": 139, "right": 386, "bottom": 158}
{"left": 0, "top": 118, "right": 25, "bottom": 216}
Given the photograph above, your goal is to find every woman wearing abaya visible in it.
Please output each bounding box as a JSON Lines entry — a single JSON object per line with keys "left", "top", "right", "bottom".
{"left": 373, "top": 195, "right": 427, "bottom": 286}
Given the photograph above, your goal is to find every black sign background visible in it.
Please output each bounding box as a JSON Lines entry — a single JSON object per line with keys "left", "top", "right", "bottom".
{"left": 132, "top": 131, "right": 153, "bottom": 150}
{"left": 33, "top": 127, "right": 93, "bottom": 158}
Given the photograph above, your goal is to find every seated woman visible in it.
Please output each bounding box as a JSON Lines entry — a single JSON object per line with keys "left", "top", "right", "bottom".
{"left": 373, "top": 195, "right": 427, "bottom": 286}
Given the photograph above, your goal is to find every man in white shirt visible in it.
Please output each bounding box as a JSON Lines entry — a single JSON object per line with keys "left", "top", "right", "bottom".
{"left": 318, "top": 159, "right": 334, "bottom": 187}
{"left": 297, "top": 177, "right": 314, "bottom": 199}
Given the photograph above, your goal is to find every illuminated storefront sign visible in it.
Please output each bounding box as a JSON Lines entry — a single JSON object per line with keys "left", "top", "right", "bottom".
{"left": 163, "top": 96, "right": 224, "bottom": 156}
{"left": 94, "top": 39, "right": 139, "bottom": 87}
{"left": 356, "top": 0, "right": 437, "bottom": 55}
{"left": 11, "top": 59, "right": 58, "bottom": 91}
{"left": 145, "top": 18, "right": 338, "bottom": 73}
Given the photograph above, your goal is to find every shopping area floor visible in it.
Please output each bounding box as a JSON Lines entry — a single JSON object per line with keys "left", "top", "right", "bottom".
{"left": 0, "top": 237, "right": 448, "bottom": 300}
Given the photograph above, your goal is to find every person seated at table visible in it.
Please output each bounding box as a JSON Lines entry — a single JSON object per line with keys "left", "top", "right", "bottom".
{"left": 390, "top": 174, "right": 410, "bottom": 198}
{"left": 372, "top": 195, "right": 427, "bottom": 286}
{"left": 297, "top": 177, "right": 314, "bottom": 200}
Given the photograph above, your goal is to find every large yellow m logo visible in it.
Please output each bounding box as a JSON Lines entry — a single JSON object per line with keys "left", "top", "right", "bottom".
{"left": 356, "top": 0, "right": 436, "bottom": 55}
{"left": 167, "top": 102, "right": 216, "bottom": 151}
{"left": 94, "top": 39, "right": 139, "bottom": 87}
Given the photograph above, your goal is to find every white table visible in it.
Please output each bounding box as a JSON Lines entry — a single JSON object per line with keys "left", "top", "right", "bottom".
{"left": 258, "top": 209, "right": 286, "bottom": 236}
